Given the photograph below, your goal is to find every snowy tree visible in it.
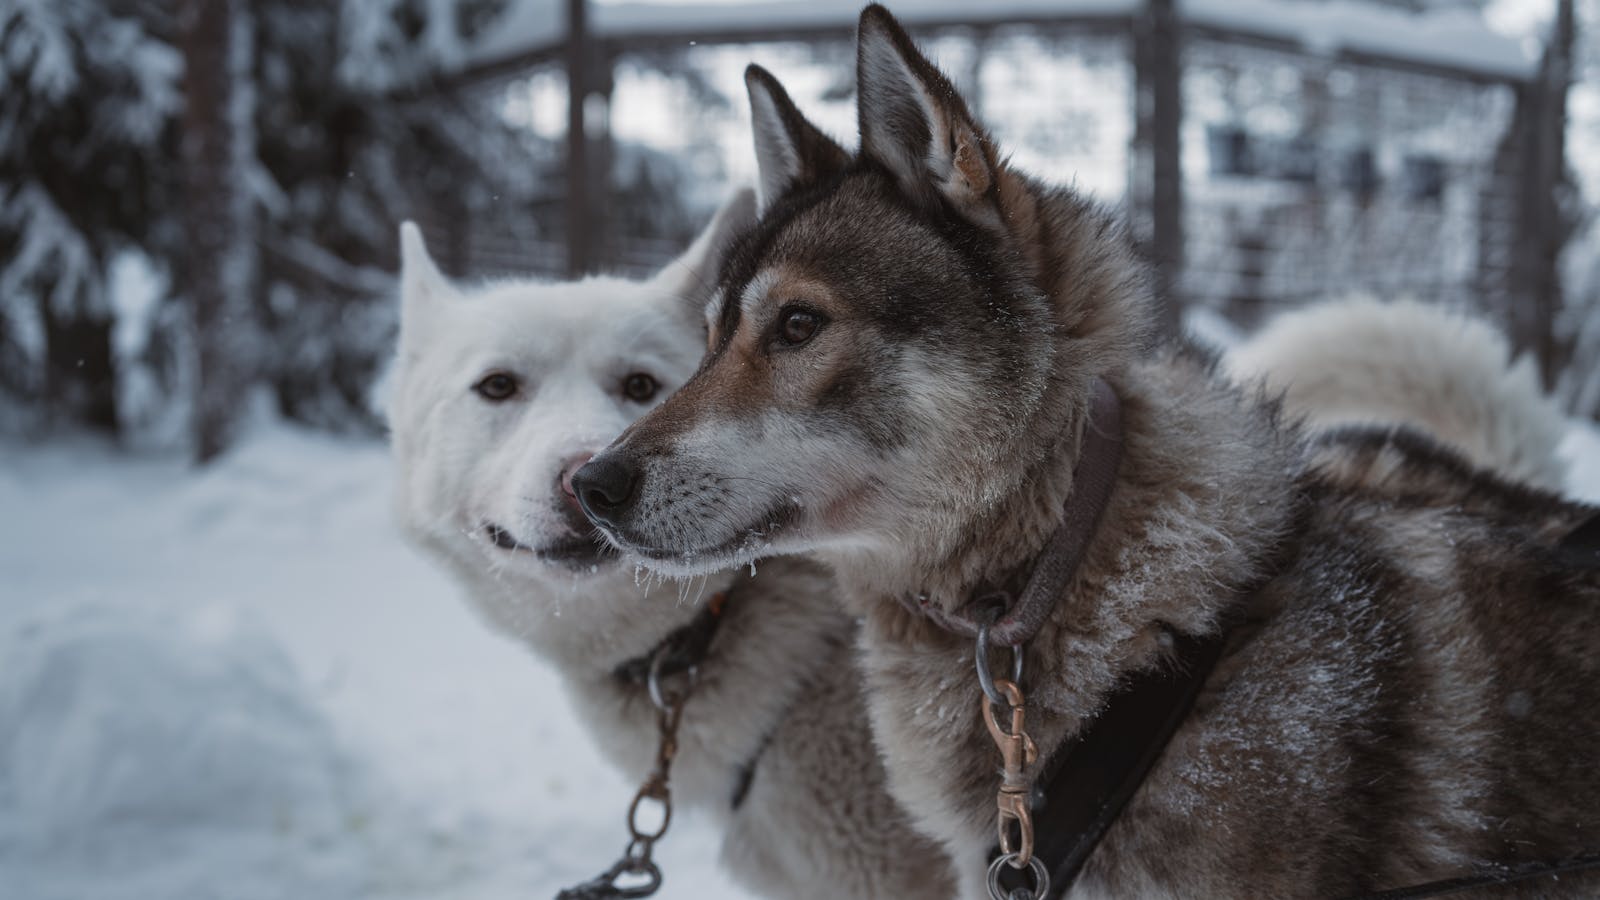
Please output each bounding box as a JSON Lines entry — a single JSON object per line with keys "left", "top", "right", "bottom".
{"left": 0, "top": 0, "right": 183, "bottom": 434}
{"left": 249, "top": 0, "right": 543, "bottom": 431}
{"left": 0, "top": 0, "right": 544, "bottom": 448}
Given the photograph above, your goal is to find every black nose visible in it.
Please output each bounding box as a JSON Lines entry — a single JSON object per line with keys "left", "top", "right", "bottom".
{"left": 571, "top": 455, "right": 640, "bottom": 525}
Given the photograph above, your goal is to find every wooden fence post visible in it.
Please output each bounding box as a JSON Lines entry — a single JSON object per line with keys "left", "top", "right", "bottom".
{"left": 182, "top": 0, "right": 255, "bottom": 464}
{"left": 1509, "top": 0, "right": 1575, "bottom": 389}
{"left": 1136, "top": 0, "right": 1184, "bottom": 337}
{"left": 565, "top": 0, "right": 593, "bottom": 277}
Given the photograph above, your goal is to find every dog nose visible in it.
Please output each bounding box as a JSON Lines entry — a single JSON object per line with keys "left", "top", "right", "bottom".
{"left": 559, "top": 453, "right": 595, "bottom": 502}
{"left": 572, "top": 455, "right": 639, "bottom": 524}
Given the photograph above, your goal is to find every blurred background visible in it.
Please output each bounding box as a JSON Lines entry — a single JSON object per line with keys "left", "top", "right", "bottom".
{"left": 3, "top": 0, "right": 1600, "bottom": 451}
{"left": 4, "top": 0, "right": 1600, "bottom": 458}
{"left": 3, "top": 2, "right": 1599, "bottom": 899}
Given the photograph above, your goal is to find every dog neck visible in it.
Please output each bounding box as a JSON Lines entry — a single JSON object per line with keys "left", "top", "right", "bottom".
{"left": 829, "top": 180, "right": 1302, "bottom": 711}
{"left": 839, "top": 345, "right": 1301, "bottom": 654}
{"left": 819, "top": 181, "right": 1152, "bottom": 617}
{"left": 894, "top": 379, "right": 1125, "bottom": 645}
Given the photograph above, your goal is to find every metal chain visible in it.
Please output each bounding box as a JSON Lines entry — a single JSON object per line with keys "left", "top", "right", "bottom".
{"left": 556, "top": 648, "right": 697, "bottom": 900}
{"left": 978, "top": 626, "right": 1050, "bottom": 900}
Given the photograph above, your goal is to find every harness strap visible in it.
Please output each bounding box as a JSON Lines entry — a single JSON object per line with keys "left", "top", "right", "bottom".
{"left": 905, "top": 378, "right": 1125, "bottom": 646}
{"left": 990, "top": 624, "right": 1232, "bottom": 898}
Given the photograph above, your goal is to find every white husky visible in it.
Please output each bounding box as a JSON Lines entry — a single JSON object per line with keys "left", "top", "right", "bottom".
{"left": 386, "top": 190, "right": 954, "bottom": 900}
{"left": 1228, "top": 296, "right": 1568, "bottom": 489}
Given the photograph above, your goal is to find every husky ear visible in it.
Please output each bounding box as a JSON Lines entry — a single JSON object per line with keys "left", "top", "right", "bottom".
{"left": 745, "top": 64, "right": 850, "bottom": 210}
{"left": 856, "top": 4, "right": 997, "bottom": 211}
{"left": 657, "top": 186, "right": 758, "bottom": 312}
{"left": 398, "top": 221, "right": 454, "bottom": 333}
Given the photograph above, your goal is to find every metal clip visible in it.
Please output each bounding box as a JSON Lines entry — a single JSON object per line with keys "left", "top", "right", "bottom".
{"left": 982, "top": 678, "right": 1038, "bottom": 865}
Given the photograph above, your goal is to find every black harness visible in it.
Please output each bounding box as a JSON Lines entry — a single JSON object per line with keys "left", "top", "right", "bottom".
{"left": 1350, "top": 854, "right": 1600, "bottom": 900}
{"left": 990, "top": 624, "right": 1230, "bottom": 897}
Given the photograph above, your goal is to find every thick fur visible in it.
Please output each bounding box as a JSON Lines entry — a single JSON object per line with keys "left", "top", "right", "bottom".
{"left": 1229, "top": 296, "right": 1569, "bottom": 489}
{"left": 386, "top": 193, "right": 954, "bottom": 900}
{"left": 580, "top": 7, "right": 1600, "bottom": 897}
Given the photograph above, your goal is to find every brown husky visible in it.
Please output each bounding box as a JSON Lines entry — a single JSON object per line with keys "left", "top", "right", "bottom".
{"left": 575, "top": 5, "right": 1600, "bottom": 897}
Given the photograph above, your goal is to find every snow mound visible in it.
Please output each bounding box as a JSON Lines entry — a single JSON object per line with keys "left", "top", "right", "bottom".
{"left": 0, "top": 424, "right": 746, "bottom": 899}
{"left": 0, "top": 606, "right": 365, "bottom": 897}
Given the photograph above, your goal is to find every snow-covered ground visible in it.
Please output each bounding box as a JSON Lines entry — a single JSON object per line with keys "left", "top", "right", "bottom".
{"left": 1, "top": 408, "right": 1596, "bottom": 900}
{"left": 0, "top": 420, "right": 738, "bottom": 900}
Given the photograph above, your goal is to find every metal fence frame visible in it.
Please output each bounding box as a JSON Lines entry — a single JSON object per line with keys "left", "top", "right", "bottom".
{"left": 440, "top": 0, "right": 1577, "bottom": 382}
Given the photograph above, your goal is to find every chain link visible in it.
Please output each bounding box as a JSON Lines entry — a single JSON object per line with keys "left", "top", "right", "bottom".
{"left": 556, "top": 647, "right": 696, "bottom": 900}
{"left": 976, "top": 620, "right": 1025, "bottom": 707}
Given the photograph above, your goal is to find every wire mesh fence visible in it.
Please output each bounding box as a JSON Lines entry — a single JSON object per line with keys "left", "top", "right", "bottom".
{"left": 441, "top": 1, "right": 1568, "bottom": 363}
{"left": 1179, "top": 36, "right": 1521, "bottom": 325}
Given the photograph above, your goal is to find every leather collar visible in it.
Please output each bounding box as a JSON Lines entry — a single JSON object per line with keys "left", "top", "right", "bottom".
{"left": 612, "top": 590, "right": 731, "bottom": 685}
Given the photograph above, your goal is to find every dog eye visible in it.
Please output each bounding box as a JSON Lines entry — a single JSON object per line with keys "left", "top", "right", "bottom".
{"left": 621, "top": 372, "right": 658, "bottom": 403}
{"left": 473, "top": 372, "right": 519, "bottom": 402}
{"left": 777, "top": 308, "right": 824, "bottom": 347}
